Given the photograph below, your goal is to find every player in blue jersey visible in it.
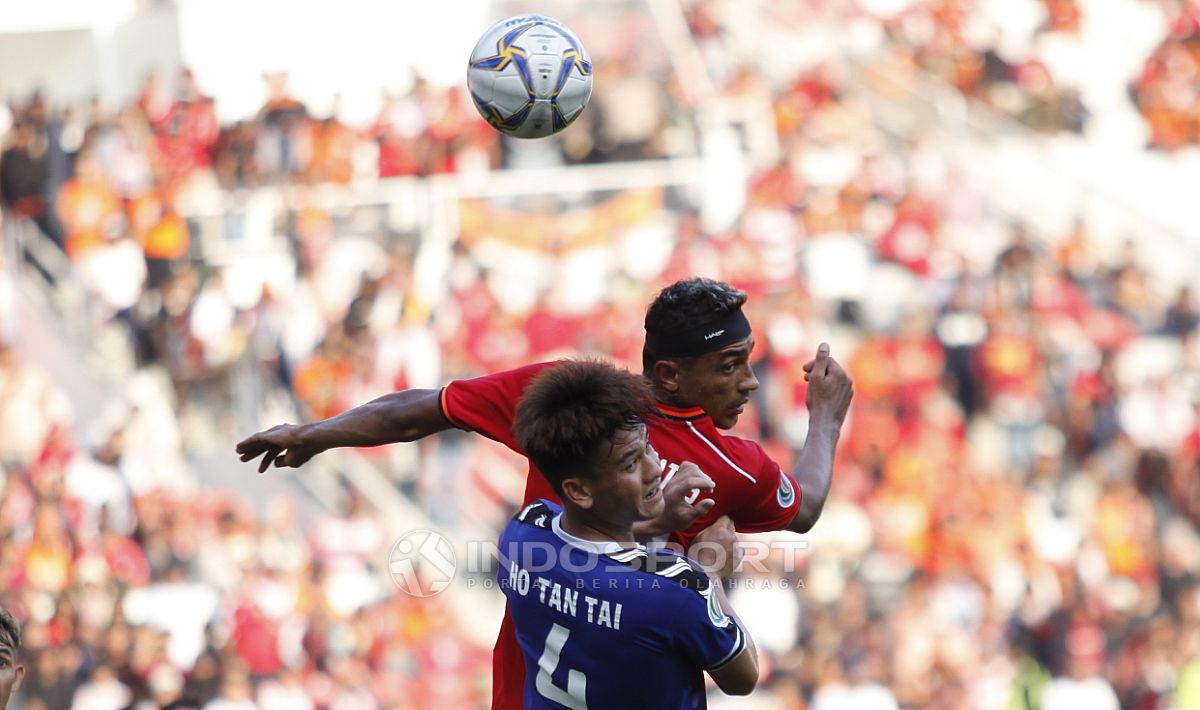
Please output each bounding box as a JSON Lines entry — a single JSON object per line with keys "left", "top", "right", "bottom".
{"left": 499, "top": 359, "right": 758, "bottom": 709}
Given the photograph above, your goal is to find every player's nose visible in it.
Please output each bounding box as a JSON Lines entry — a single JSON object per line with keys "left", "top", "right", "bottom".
{"left": 739, "top": 365, "right": 759, "bottom": 393}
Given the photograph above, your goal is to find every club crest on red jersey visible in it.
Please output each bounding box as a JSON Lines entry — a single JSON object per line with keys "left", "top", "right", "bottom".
{"left": 777, "top": 472, "right": 796, "bottom": 508}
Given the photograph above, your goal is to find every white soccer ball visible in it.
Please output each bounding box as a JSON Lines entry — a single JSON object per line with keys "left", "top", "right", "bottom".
{"left": 467, "top": 15, "right": 593, "bottom": 139}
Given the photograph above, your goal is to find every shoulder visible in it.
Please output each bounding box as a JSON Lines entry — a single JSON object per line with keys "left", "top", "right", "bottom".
{"left": 440, "top": 362, "right": 560, "bottom": 430}
{"left": 683, "top": 423, "right": 779, "bottom": 483}
{"left": 712, "top": 430, "right": 773, "bottom": 462}
{"left": 718, "top": 433, "right": 787, "bottom": 486}
{"left": 500, "top": 500, "right": 559, "bottom": 549}
{"left": 512, "top": 499, "right": 560, "bottom": 529}
{"left": 606, "top": 548, "right": 712, "bottom": 597}
{"left": 442, "top": 361, "right": 560, "bottom": 402}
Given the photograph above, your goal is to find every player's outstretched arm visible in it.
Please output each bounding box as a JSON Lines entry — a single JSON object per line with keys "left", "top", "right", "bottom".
{"left": 236, "top": 388, "right": 452, "bottom": 473}
{"left": 787, "top": 342, "right": 853, "bottom": 533}
{"left": 706, "top": 580, "right": 759, "bottom": 696}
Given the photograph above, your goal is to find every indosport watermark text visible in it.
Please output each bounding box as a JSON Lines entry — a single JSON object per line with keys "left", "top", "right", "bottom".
{"left": 388, "top": 530, "right": 809, "bottom": 597}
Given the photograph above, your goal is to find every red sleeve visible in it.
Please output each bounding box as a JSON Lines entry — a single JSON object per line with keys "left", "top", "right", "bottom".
{"left": 439, "top": 362, "right": 558, "bottom": 453}
{"left": 726, "top": 441, "right": 801, "bottom": 534}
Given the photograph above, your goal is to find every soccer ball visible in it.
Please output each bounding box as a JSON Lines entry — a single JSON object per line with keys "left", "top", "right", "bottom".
{"left": 467, "top": 15, "right": 593, "bottom": 139}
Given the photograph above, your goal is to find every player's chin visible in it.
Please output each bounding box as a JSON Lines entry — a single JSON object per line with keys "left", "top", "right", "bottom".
{"left": 711, "top": 412, "right": 739, "bottom": 430}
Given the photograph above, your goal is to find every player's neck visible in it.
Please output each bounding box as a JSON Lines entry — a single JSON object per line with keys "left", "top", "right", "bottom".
{"left": 559, "top": 511, "right": 636, "bottom": 548}
{"left": 649, "top": 385, "right": 696, "bottom": 411}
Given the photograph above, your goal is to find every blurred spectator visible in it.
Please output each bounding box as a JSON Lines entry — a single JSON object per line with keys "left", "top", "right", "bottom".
{"left": 56, "top": 151, "right": 123, "bottom": 261}
{"left": 201, "top": 667, "right": 257, "bottom": 710}
{"left": 257, "top": 73, "right": 310, "bottom": 182}
{"left": 1134, "top": 6, "right": 1200, "bottom": 151}
{"left": 131, "top": 190, "right": 190, "bottom": 290}
{"left": 1164, "top": 285, "right": 1199, "bottom": 338}
{"left": 0, "top": 122, "right": 56, "bottom": 247}
{"left": 71, "top": 664, "right": 132, "bottom": 710}
{"left": 256, "top": 666, "right": 312, "bottom": 710}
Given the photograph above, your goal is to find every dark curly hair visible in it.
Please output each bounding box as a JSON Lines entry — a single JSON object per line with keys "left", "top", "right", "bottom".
{"left": 642, "top": 277, "right": 748, "bottom": 371}
{"left": 514, "top": 360, "right": 655, "bottom": 496}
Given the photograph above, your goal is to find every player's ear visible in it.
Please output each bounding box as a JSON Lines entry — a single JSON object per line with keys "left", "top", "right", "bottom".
{"left": 560, "top": 478, "right": 594, "bottom": 509}
{"left": 13, "top": 663, "right": 24, "bottom": 688}
{"left": 652, "top": 360, "right": 682, "bottom": 394}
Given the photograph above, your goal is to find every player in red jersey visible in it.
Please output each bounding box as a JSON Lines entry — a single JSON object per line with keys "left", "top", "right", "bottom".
{"left": 237, "top": 277, "right": 853, "bottom": 709}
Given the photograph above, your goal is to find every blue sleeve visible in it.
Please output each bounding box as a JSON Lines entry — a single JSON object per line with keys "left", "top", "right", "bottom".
{"left": 496, "top": 500, "right": 560, "bottom": 598}
{"left": 666, "top": 574, "right": 747, "bottom": 671}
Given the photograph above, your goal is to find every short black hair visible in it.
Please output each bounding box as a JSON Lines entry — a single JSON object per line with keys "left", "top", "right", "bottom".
{"left": 642, "top": 278, "right": 748, "bottom": 372}
{"left": 0, "top": 607, "right": 19, "bottom": 653}
{"left": 514, "top": 360, "right": 654, "bottom": 496}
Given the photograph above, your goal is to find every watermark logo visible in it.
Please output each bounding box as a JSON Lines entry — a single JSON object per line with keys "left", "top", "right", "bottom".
{"left": 386, "top": 531, "right": 811, "bottom": 596}
{"left": 388, "top": 530, "right": 457, "bottom": 597}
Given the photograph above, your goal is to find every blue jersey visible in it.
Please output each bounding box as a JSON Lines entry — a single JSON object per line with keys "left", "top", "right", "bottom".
{"left": 497, "top": 500, "right": 747, "bottom": 710}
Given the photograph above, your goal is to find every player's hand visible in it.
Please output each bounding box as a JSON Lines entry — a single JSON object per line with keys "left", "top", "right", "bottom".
{"left": 801, "top": 342, "right": 853, "bottom": 426}
{"left": 235, "top": 424, "right": 321, "bottom": 473}
{"left": 689, "top": 515, "right": 742, "bottom": 580}
{"left": 657, "top": 462, "right": 716, "bottom": 534}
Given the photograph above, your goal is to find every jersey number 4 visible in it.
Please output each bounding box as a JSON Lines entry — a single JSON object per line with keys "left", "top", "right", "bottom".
{"left": 536, "top": 623, "right": 588, "bottom": 709}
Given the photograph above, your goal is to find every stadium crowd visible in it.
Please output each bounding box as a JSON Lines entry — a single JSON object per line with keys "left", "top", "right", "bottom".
{"left": 2, "top": 0, "right": 1200, "bottom": 709}
{"left": 686, "top": 0, "right": 1200, "bottom": 149}
{"left": 0, "top": 336, "right": 488, "bottom": 709}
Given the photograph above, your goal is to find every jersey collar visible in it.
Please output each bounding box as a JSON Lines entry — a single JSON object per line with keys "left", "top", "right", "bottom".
{"left": 551, "top": 513, "right": 644, "bottom": 556}
{"left": 652, "top": 402, "right": 708, "bottom": 422}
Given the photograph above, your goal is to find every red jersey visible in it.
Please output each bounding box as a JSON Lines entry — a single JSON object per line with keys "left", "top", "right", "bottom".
{"left": 439, "top": 361, "right": 801, "bottom": 710}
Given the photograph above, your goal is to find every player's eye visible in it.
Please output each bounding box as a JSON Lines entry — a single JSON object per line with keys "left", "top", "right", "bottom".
{"left": 722, "top": 362, "right": 737, "bottom": 374}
